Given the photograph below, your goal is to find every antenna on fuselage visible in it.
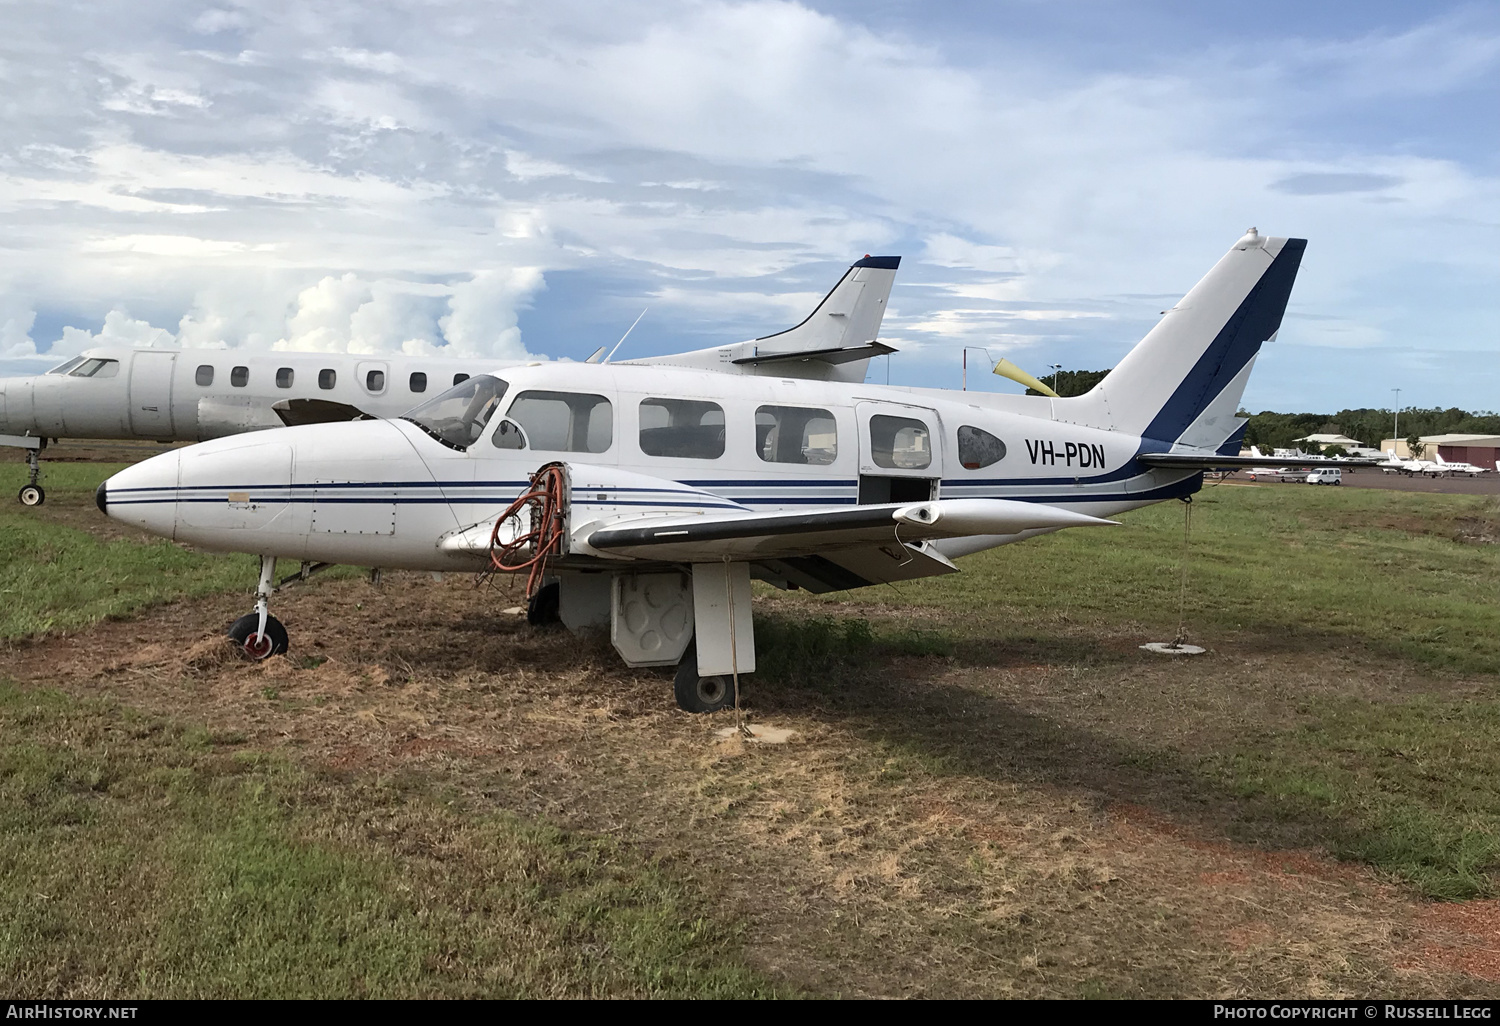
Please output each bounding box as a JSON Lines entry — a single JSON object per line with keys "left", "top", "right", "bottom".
{"left": 602, "top": 309, "right": 648, "bottom": 364}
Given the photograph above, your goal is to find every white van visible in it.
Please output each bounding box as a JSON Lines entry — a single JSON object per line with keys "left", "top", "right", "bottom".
{"left": 1306, "top": 467, "right": 1342, "bottom": 485}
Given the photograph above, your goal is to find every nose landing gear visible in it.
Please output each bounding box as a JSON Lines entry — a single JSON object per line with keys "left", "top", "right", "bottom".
{"left": 228, "top": 555, "right": 289, "bottom": 659}
{"left": 17, "top": 445, "right": 43, "bottom": 506}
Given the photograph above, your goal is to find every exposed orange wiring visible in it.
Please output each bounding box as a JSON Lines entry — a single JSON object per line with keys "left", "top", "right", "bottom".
{"left": 489, "top": 463, "right": 568, "bottom": 598}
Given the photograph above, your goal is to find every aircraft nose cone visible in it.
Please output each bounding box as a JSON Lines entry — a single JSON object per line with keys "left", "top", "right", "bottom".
{"left": 101, "top": 450, "right": 181, "bottom": 539}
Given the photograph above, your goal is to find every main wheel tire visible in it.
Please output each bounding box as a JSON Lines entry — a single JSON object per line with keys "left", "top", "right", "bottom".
{"left": 18, "top": 485, "right": 43, "bottom": 506}
{"left": 228, "top": 613, "right": 289, "bottom": 660}
{"left": 673, "top": 646, "right": 735, "bottom": 714}
{"left": 527, "top": 581, "right": 561, "bottom": 626}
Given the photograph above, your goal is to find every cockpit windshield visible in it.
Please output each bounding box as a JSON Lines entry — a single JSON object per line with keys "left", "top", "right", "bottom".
{"left": 45, "top": 356, "right": 86, "bottom": 375}
{"left": 401, "top": 374, "right": 509, "bottom": 450}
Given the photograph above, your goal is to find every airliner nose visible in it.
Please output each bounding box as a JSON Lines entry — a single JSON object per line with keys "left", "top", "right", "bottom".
{"left": 100, "top": 450, "right": 181, "bottom": 538}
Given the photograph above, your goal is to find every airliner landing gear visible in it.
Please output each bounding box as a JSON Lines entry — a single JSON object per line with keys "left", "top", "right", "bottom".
{"left": 228, "top": 555, "right": 288, "bottom": 659}
{"left": 18, "top": 446, "right": 43, "bottom": 506}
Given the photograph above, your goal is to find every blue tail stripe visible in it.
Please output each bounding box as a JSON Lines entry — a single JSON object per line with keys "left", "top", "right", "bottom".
{"left": 1143, "top": 239, "right": 1306, "bottom": 446}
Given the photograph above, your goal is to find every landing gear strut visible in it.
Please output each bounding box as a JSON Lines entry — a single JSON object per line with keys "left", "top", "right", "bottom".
{"left": 228, "top": 555, "right": 288, "bottom": 659}
{"left": 18, "top": 445, "right": 43, "bottom": 506}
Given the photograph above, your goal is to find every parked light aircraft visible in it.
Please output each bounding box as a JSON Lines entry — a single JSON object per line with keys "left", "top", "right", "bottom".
{"left": 99, "top": 230, "right": 1355, "bottom": 713}
{"left": 1434, "top": 453, "right": 1491, "bottom": 476}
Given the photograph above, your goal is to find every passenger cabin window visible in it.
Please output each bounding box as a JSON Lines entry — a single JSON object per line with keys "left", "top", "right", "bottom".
{"left": 508, "top": 391, "right": 613, "bottom": 453}
{"left": 639, "top": 398, "right": 724, "bottom": 459}
{"left": 195, "top": 365, "right": 214, "bottom": 386}
{"left": 401, "top": 374, "right": 510, "bottom": 451}
{"left": 230, "top": 366, "right": 249, "bottom": 388}
{"left": 319, "top": 369, "right": 336, "bottom": 390}
{"left": 957, "top": 425, "right": 1006, "bottom": 469}
{"left": 276, "top": 367, "right": 294, "bottom": 388}
{"left": 409, "top": 372, "right": 427, "bottom": 393}
{"left": 869, "top": 415, "right": 931, "bottom": 470}
{"left": 756, "top": 405, "right": 837, "bottom": 465}
{"left": 453, "top": 373, "right": 470, "bottom": 386}
{"left": 365, "top": 369, "right": 385, "bottom": 392}
{"left": 68, "top": 358, "right": 120, "bottom": 379}
{"left": 47, "top": 356, "right": 86, "bottom": 375}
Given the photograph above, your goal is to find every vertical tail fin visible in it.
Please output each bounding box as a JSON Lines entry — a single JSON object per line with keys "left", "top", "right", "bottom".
{"left": 1066, "top": 230, "right": 1306, "bottom": 449}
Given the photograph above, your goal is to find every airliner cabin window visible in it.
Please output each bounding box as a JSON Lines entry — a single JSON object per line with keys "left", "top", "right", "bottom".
{"left": 869, "top": 415, "right": 931, "bottom": 470}
{"left": 453, "top": 373, "right": 470, "bottom": 386}
{"left": 365, "top": 369, "right": 385, "bottom": 392}
{"left": 508, "top": 391, "right": 613, "bottom": 453}
{"left": 755, "top": 405, "right": 837, "bottom": 465}
{"left": 639, "top": 398, "right": 724, "bottom": 459}
{"left": 319, "top": 369, "right": 336, "bottom": 390}
{"left": 409, "top": 372, "right": 427, "bottom": 393}
{"left": 401, "top": 374, "right": 510, "bottom": 451}
{"left": 195, "top": 365, "right": 214, "bottom": 386}
{"left": 68, "top": 358, "right": 120, "bottom": 379}
{"left": 230, "top": 365, "right": 249, "bottom": 388}
{"left": 276, "top": 367, "right": 294, "bottom": 388}
{"left": 957, "top": 425, "right": 1006, "bottom": 469}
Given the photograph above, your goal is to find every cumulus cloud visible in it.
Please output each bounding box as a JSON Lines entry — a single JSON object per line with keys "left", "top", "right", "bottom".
{"left": 0, "top": 1, "right": 1496, "bottom": 407}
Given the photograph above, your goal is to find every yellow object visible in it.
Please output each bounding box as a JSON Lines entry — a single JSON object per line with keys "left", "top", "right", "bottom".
{"left": 991, "top": 358, "right": 1060, "bottom": 398}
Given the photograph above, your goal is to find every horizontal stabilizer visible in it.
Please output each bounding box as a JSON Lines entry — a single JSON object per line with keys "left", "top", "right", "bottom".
{"left": 1138, "top": 452, "right": 1381, "bottom": 470}
{"left": 732, "top": 341, "right": 896, "bottom": 367}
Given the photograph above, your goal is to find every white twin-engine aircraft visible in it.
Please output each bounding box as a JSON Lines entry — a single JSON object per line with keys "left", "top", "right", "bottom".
{"left": 99, "top": 231, "right": 1312, "bottom": 713}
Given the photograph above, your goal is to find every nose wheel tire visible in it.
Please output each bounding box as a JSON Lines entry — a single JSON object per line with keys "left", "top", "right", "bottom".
{"left": 228, "top": 613, "right": 289, "bottom": 660}
{"left": 18, "top": 485, "right": 43, "bottom": 506}
{"left": 673, "top": 646, "right": 735, "bottom": 714}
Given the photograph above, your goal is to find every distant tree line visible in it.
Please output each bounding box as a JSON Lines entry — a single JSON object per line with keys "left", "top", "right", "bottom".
{"left": 1026, "top": 369, "right": 1110, "bottom": 397}
{"left": 1022, "top": 367, "right": 1499, "bottom": 453}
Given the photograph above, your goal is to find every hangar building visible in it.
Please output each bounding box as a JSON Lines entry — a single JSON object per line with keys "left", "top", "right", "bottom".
{"left": 1380, "top": 434, "right": 1500, "bottom": 465}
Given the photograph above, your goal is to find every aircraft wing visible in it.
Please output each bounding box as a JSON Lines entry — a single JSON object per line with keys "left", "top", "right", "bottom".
{"left": 1138, "top": 452, "right": 1382, "bottom": 470}
{"left": 577, "top": 497, "right": 1115, "bottom": 590}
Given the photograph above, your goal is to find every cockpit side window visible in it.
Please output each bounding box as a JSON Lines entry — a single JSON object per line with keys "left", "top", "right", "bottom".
{"left": 957, "top": 425, "right": 1006, "bottom": 469}
{"left": 68, "top": 358, "right": 121, "bottom": 379}
{"left": 401, "top": 374, "right": 510, "bottom": 451}
{"left": 639, "top": 398, "right": 724, "bottom": 459}
{"left": 195, "top": 365, "right": 214, "bottom": 386}
{"left": 46, "top": 356, "right": 86, "bottom": 375}
{"left": 507, "top": 391, "right": 613, "bottom": 453}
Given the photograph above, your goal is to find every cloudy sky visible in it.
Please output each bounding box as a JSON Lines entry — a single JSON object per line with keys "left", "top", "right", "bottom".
{"left": 1, "top": 0, "right": 1496, "bottom": 412}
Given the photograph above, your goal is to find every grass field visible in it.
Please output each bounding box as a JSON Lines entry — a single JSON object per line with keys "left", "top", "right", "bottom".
{"left": 5, "top": 464, "right": 1500, "bottom": 995}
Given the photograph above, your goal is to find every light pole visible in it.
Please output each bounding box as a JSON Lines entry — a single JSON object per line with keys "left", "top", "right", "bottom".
{"left": 1392, "top": 388, "right": 1401, "bottom": 451}
{"left": 1051, "top": 364, "right": 1063, "bottom": 396}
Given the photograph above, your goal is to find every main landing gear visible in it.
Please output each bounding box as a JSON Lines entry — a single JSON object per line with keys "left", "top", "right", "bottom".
{"left": 673, "top": 644, "right": 735, "bottom": 714}
{"left": 228, "top": 555, "right": 289, "bottom": 659}
{"left": 18, "top": 446, "right": 43, "bottom": 506}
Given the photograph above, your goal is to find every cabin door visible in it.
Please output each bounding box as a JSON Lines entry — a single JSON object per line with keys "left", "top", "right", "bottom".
{"left": 129, "top": 351, "right": 176, "bottom": 437}
{"left": 854, "top": 401, "right": 942, "bottom": 504}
